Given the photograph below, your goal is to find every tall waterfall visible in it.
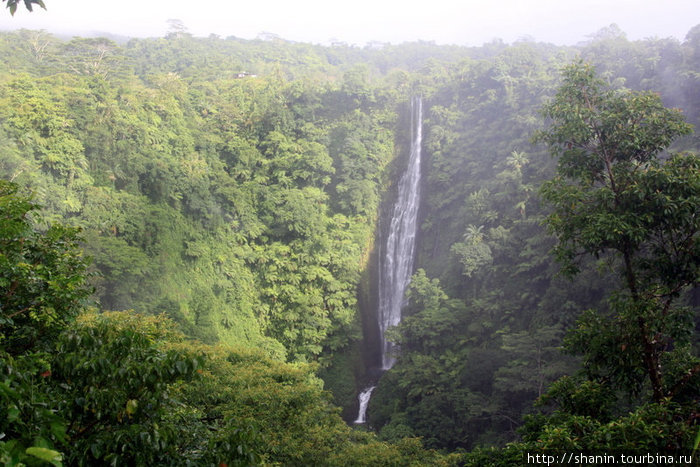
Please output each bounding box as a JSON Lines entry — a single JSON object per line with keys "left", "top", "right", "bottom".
{"left": 354, "top": 97, "right": 423, "bottom": 425}
{"left": 378, "top": 96, "right": 423, "bottom": 370}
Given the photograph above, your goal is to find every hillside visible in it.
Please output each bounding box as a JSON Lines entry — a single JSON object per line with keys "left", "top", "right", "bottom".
{"left": 1, "top": 24, "right": 699, "bottom": 464}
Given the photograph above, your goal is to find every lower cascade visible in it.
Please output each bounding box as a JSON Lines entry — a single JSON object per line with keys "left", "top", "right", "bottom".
{"left": 354, "top": 96, "right": 423, "bottom": 424}
{"left": 353, "top": 386, "right": 376, "bottom": 424}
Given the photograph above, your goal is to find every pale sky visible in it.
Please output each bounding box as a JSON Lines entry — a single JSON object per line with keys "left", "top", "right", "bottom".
{"left": 1, "top": 0, "right": 698, "bottom": 46}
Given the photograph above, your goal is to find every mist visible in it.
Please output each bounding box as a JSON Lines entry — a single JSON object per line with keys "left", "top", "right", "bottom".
{"left": 2, "top": 0, "right": 698, "bottom": 46}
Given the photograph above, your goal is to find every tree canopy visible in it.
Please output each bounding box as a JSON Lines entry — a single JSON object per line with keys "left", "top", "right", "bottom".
{"left": 538, "top": 62, "right": 699, "bottom": 403}
{"left": 0, "top": 24, "right": 699, "bottom": 464}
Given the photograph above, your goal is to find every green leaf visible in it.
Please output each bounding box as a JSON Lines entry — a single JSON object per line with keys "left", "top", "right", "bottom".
{"left": 175, "top": 360, "right": 187, "bottom": 374}
{"left": 7, "top": 405, "right": 20, "bottom": 422}
{"left": 25, "top": 446, "right": 63, "bottom": 466}
{"left": 125, "top": 399, "right": 138, "bottom": 416}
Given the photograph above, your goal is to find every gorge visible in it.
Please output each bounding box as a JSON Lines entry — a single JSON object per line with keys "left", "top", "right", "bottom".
{"left": 355, "top": 96, "right": 423, "bottom": 424}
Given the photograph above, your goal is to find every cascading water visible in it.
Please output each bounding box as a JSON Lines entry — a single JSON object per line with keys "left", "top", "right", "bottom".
{"left": 378, "top": 96, "right": 423, "bottom": 370}
{"left": 353, "top": 386, "right": 376, "bottom": 424}
{"left": 354, "top": 96, "right": 423, "bottom": 424}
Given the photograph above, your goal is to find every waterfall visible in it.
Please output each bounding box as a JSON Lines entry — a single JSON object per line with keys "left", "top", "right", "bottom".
{"left": 354, "top": 97, "right": 423, "bottom": 425}
{"left": 378, "top": 96, "right": 423, "bottom": 370}
{"left": 353, "top": 386, "right": 376, "bottom": 424}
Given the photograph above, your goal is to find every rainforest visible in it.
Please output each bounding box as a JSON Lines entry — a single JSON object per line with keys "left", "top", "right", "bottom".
{"left": 1, "top": 16, "right": 699, "bottom": 466}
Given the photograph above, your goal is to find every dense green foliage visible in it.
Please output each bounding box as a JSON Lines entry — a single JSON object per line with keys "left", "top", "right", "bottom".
{"left": 367, "top": 30, "right": 700, "bottom": 455}
{"left": 455, "top": 62, "right": 700, "bottom": 466}
{"left": 0, "top": 182, "right": 90, "bottom": 356}
{"left": 1, "top": 180, "right": 91, "bottom": 466}
{"left": 0, "top": 182, "right": 450, "bottom": 465}
{"left": 0, "top": 32, "right": 406, "bottom": 367}
{"left": 537, "top": 63, "right": 698, "bottom": 402}
{"left": 1, "top": 23, "right": 699, "bottom": 464}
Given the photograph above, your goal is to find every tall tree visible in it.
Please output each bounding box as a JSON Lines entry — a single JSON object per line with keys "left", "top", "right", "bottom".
{"left": 536, "top": 62, "right": 700, "bottom": 403}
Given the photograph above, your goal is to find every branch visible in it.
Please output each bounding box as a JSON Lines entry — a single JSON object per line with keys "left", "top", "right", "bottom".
{"left": 3, "top": 303, "right": 37, "bottom": 321}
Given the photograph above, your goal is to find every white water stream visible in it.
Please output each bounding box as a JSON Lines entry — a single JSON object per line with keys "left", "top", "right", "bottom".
{"left": 355, "top": 96, "right": 423, "bottom": 424}
{"left": 378, "top": 96, "right": 423, "bottom": 370}
{"left": 353, "top": 386, "right": 376, "bottom": 424}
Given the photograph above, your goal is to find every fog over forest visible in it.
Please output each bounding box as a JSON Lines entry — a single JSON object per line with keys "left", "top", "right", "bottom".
{"left": 2, "top": 0, "right": 699, "bottom": 46}
{"left": 1, "top": 1, "right": 699, "bottom": 465}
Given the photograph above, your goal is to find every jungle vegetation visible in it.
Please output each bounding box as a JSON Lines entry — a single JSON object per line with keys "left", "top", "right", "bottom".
{"left": 1, "top": 20, "right": 699, "bottom": 465}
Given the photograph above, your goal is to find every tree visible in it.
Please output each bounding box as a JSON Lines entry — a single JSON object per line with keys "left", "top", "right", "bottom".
{"left": 166, "top": 18, "right": 189, "bottom": 39}
{"left": 458, "top": 60, "right": 700, "bottom": 467}
{"left": 0, "top": 180, "right": 91, "bottom": 356}
{"left": 61, "top": 38, "right": 121, "bottom": 78}
{"left": 3, "top": 0, "right": 45, "bottom": 15}
{"left": 54, "top": 312, "right": 205, "bottom": 466}
{"left": 536, "top": 62, "right": 699, "bottom": 403}
{"left": 450, "top": 225, "right": 493, "bottom": 278}
{"left": 0, "top": 180, "right": 90, "bottom": 465}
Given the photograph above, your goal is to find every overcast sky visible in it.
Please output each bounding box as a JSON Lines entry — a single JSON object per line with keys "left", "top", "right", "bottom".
{"left": 1, "top": 0, "right": 698, "bottom": 46}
